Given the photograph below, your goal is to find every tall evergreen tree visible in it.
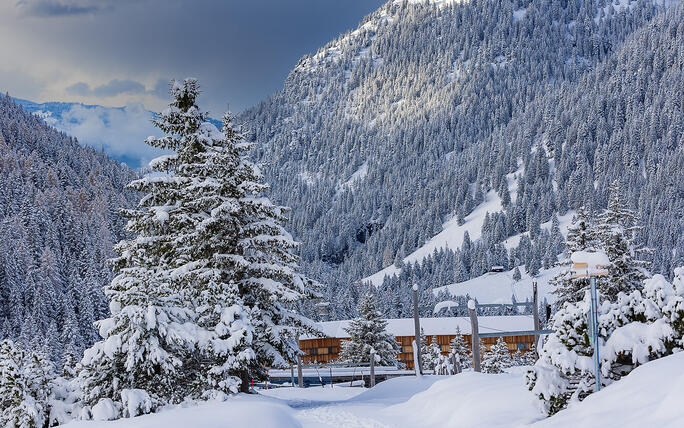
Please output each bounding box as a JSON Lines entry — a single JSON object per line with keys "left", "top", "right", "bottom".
{"left": 339, "top": 293, "right": 399, "bottom": 366}
{"left": 595, "top": 180, "right": 650, "bottom": 299}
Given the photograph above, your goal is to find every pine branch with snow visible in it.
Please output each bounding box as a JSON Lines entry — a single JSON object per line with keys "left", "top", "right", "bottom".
{"left": 0, "top": 340, "right": 58, "bottom": 428}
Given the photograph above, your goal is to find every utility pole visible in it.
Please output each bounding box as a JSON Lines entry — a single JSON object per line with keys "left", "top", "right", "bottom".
{"left": 468, "top": 299, "right": 481, "bottom": 372}
{"left": 412, "top": 284, "right": 423, "bottom": 375}
{"left": 532, "top": 281, "right": 540, "bottom": 357}
{"left": 590, "top": 276, "right": 601, "bottom": 391}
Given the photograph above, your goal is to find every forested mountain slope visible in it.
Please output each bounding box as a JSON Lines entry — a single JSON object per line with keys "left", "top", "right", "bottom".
{"left": 0, "top": 94, "right": 137, "bottom": 366}
{"left": 241, "top": 0, "right": 683, "bottom": 319}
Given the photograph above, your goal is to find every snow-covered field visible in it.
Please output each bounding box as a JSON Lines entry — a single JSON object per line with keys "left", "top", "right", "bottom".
{"left": 60, "top": 352, "right": 684, "bottom": 427}
{"left": 433, "top": 264, "right": 563, "bottom": 306}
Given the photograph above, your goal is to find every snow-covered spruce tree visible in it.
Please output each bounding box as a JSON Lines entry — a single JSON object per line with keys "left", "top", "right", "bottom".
{"left": 449, "top": 327, "right": 471, "bottom": 370}
{"left": 595, "top": 180, "right": 650, "bottom": 300}
{"left": 511, "top": 349, "right": 524, "bottom": 366}
{"left": 550, "top": 206, "right": 600, "bottom": 308}
{"left": 526, "top": 267, "right": 684, "bottom": 416}
{"left": 419, "top": 328, "right": 429, "bottom": 369}
{"left": 0, "top": 339, "right": 56, "bottom": 428}
{"left": 481, "top": 337, "right": 512, "bottom": 374}
{"left": 78, "top": 80, "right": 236, "bottom": 412}
{"left": 339, "top": 293, "right": 400, "bottom": 366}
{"left": 423, "top": 335, "right": 443, "bottom": 372}
{"left": 523, "top": 344, "right": 538, "bottom": 366}
{"left": 79, "top": 79, "right": 318, "bottom": 408}
{"left": 137, "top": 79, "right": 264, "bottom": 398}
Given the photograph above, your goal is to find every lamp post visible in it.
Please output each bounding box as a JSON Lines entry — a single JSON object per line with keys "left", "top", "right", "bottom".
{"left": 570, "top": 250, "right": 610, "bottom": 392}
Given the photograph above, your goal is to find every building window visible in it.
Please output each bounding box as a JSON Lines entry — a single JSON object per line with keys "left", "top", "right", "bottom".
{"left": 517, "top": 343, "right": 527, "bottom": 350}
{"left": 403, "top": 345, "right": 413, "bottom": 354}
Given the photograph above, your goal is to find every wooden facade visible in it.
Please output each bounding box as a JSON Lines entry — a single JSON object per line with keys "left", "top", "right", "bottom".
{"left": 300, "top": 333, "right": 536, "bottom": 369}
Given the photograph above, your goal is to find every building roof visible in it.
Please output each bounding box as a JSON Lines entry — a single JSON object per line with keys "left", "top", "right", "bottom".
{"left": 305, "top": 315, "right": 535, "bottom": 339}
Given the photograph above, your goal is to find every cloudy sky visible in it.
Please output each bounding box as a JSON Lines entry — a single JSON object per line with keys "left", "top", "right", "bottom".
{"left": 0, "top": 0, "right": 385, "bottom": 114}
{"left": 0, "top": 0, "right": 385, "bottom": 167}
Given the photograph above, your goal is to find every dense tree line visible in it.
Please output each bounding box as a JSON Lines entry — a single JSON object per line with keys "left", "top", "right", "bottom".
{"left": 0, "top": 94, "right": 137, "bottom": 369}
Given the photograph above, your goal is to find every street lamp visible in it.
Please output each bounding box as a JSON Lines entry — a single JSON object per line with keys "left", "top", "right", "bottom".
{"left": 570, "top": 250, "right": 610, "bottom": 392}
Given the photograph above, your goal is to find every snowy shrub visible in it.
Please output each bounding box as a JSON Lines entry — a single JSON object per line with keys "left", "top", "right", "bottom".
{"left": 482, "top": 337, "right": 512, "bottom": 374}
{"left": 423, "top": 336, "right": 443, "bottom": 372}
{"left": 0, "top": 340, "right": 58, "bottom": 427}
{"left": 121, "top": 389, "right": 153, "bottom": 418}
{"left": 449, "top": 328, "right": 471, "bottom": 371}
{"left": 91, "top": 398, "right": 120, "bottom": 421}
{"left": 48, "top": 376, "right": 81, "bottom": 425}
{"left": 528, "top": 268, "right": 684, "bottom": 415}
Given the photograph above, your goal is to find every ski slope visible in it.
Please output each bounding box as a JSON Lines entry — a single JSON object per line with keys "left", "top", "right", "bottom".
{"left": 433, "top": 265, "right": 564, "bottom": 307}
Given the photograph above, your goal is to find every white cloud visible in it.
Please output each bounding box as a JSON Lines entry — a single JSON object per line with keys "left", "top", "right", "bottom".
{"left": 56, "top": 103, "right": 166, "bottom": 168}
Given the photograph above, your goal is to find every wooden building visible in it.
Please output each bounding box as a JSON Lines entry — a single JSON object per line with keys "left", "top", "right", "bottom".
{"left": 300, "top": 316, "right": 536, "bottom": 369}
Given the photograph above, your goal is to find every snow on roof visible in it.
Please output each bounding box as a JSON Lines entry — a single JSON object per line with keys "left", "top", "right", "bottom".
{"left": 304, "top": 315, "right": 534, "bottom": 339}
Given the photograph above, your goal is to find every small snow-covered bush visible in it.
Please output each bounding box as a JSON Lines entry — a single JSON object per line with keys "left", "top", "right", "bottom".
{"left": 527, "top": 268, "right": 684, "bottom": 415}
{"left": 449, "top": 328, "right": 471, "bottom": 371}
{"left": 482, "top": 337, "right": 512, "bottom": 374}
{"left": 423, "top": 336, "right": 443, "bottom": 372}
{"left": 92, "top": 397, "right": 120, "bottom": 421}
{"left": 121, "top": 389, "right": 153, "bottom": 418}
{"left": 0, "top": 340, "right": 57, "bottom": 427}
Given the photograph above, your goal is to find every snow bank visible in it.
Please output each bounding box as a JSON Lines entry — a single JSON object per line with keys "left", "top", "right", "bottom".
{"left": 384, "top": 372, "right": 542, "bottom": 427}
{"left": 62, "top": 395, "right": 301, "bottom": 428}
{"left": 260, "top": 385, "right": 364, "bottom": 405}
{"left": 349, "top": 375, "right": 444, "bottom": 403}
{"left": 536, "top": 352, "right": 684, "bottom": 427}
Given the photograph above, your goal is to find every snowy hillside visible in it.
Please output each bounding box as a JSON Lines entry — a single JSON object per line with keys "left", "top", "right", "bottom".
{"left": 363, "top": 189, "right": 504, "bottom": 286}
{"left": 58, "top": 352, "right": 684, "bottom": 427}
{"left": 364, "top": 172, "right": 574, "bottom": 288}
{"left": 433, "top": 265, "right": 563, "bottom": 307}
{"left": 242, "top": 0, "right": 684, "bottom": 320}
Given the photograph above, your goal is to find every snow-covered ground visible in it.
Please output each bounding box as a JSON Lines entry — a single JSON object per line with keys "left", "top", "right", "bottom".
{"left": 59, "top": 352, "right": 684, "bottom": 427}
